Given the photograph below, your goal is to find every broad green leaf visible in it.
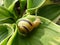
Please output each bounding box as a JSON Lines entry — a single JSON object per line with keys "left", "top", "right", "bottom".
{"left": 0, "top": 24, "right": 14, "bottom": 45}
{"left": 43, "top": 0, "right": 60, "bottom": 6}
{"left": 0, "top": 6, "right": 16, "bottom": 23}
{"left": 37, "top": 4, "right": 60, "bottom": 20}
{"left": 27, "top": 0, "right": 45, "bottom": 10}
{"left": 7, "top": 15, "right": 60, "bottom": 45}
{"left": 7, "top": 25, "right": 18, "bottom": 45}
{"left": 4, "top": 0, "right": 17, "bottom": 8}
{"left": 4, "top": 0, "right": 18, "bottom": 18}
{"left": 9, "top": 0, "right": 26, "bottom": 18}
{"left": 19, "top": 0, "right": 27, "bottom": 16}
{"left": 6, "top": 0, "right": 20, "bottom": 19}
{"left": 8, "top": 0, "right": 18, "bottom": 11}
{"left": 27, "top": 0, "right": 46, "bottom": 14}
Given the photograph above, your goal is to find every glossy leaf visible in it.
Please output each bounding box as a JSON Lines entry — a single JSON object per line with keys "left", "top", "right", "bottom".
{"left": 7, "top": 25, "right": 18, "bottom": 45}
{"left": 27, "top": 0, "right": 45, "bottom": 10}
{"left": 7, "top": 0, "right": 18, "bottom": 11}
{"left": 0, "top": 6, "right": 15, "bottom": 23}
{"left": 37, "top": 4, "right": 60, "bottom": 20}
{"left": 4, "top": 0, "right": 19, "bottom": 18}
{"left": 0, "top": 24, "right": 14, "bottom": 45}
{"left": 7, "top": 15, "right": 60, "bottom": 45}
{"left": 4, "top": 0, "right": 17, "bottom": 8}
{"left": 43, "top": 0, "right": 60, "bottom": 6}
{"left": 19, "top": 0, "right": 27, "bottom": 16}
{"left": 27, "top": 0, "right": 46, "bottom": 14}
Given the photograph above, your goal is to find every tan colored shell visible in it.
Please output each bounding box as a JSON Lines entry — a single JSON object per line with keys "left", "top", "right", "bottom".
{"left": 18, "top": 18, "right": 41, "bottom": 34}
{"left": 33, "top": 18, "right": 41, "bottom": 27}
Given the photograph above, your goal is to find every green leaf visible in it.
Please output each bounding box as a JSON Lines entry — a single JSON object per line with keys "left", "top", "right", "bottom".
{"left": 7, "top": 0, "right": 18, "bottom": 11}
{"left": 4, "top": 0, "right": 18, "bottom": 17}
{"left": 7, "top": 25, "right": 18, "bottom": 45}
{"left": 27, "top": 0, "right": 46, "bottom": 14}
{"left": 7, "top": 15, "right": 60, "bottom": 45}
{"left": 0, "top": 24, "right": 14, "bottom": 45}
{"left": 19, "top": 0, "right": 27, "bottom": 16}
{"left": 4, "top": 0, "right": 17, "bottom": 8}
{"left": 43, "top": 0, "right": 60, "bottom": 6}
{"left": 0, "top": 6, "right": 15, "bottom": 23}
{"left": 27, "top": 0, "right": 45, "bottom": 10}
{"left": 37, "top": 4, "right": 60, "bottom": 20}
{"left": 5, "top": 0, "right": 20, "bottom": 19}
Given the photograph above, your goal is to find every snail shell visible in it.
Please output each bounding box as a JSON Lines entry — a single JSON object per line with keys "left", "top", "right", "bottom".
{"left": 18, "top": 18, "right": 41, "bottom": 34}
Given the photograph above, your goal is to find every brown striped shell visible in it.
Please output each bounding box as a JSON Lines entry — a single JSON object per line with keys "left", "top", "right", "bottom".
{"left": 18, "top": 18, "right": 41, "bottom": 34}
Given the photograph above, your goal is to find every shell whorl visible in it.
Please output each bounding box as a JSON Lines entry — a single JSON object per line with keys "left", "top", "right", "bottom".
{"left": 18, "top": 18, "right": 41, "bottom": 34}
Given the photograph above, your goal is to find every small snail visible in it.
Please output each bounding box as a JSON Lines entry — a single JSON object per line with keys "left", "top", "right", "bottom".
{"left": 18, "top": 17, "right": 41, "bottom": 34}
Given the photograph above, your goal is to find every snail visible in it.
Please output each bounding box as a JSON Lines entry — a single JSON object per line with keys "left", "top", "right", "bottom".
{"left": 18, "top": 17, "right": 41, "bottom": 34}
